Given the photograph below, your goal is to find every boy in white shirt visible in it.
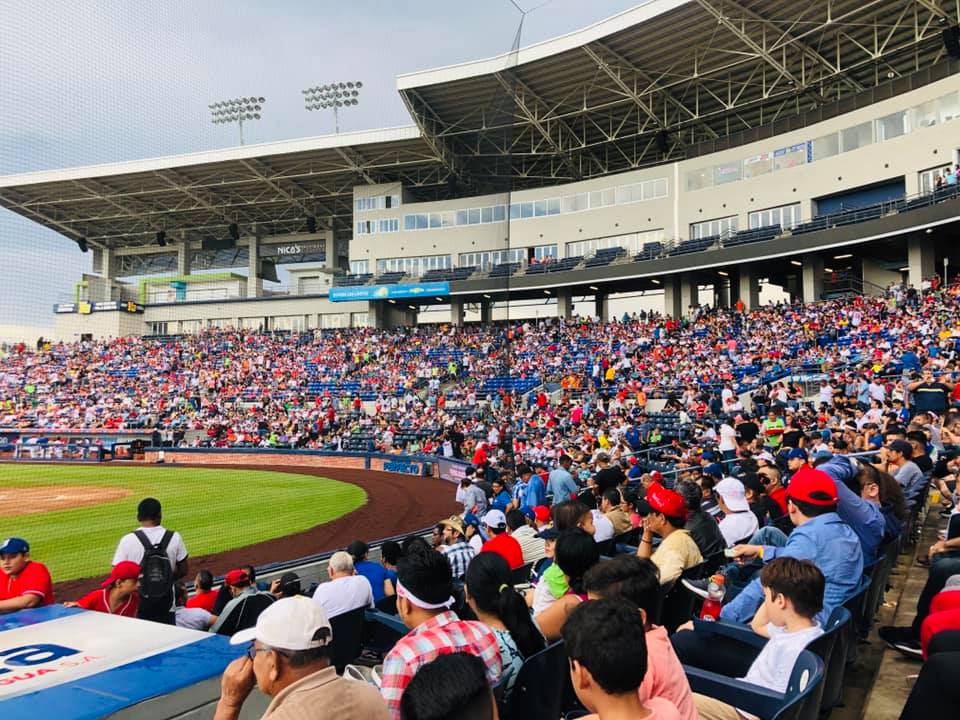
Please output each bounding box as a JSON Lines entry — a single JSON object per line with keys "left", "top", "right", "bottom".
{"left": 693, "top": 557, "right": 825, "bottom": 720}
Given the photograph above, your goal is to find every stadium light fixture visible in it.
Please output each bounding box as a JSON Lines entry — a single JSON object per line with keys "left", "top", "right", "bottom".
{"left": 208, "top": 95, "right": 266, "bottom": 145}
{"left": 303, "top": 81, "right": 362, "bottom": 134}
{"left": 833, "top": 253, "right": 853, "bottom": 259}
{"left": 790, "top": 260, "right": 803, "bottom": 267}
{"left": 717, "top": 270, "right": 729, "bottom": 277}
{"left": 650, "top": 279, "right": 661, "bottom": 285}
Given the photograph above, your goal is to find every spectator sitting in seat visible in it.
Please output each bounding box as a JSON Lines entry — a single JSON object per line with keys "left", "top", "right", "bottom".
{"left": 562, "top": 597, "right": 682, "bottom": 720}
{"left": 438, "top": 516, "right": 476, "bottom": 581}
{"left": 211, "top": 568, "right": 276, "bottom": 636}
{"left": 400, "top": 653, "right": 495, "bottom": 720}
{"left": 348, "top": 540, "right": 394, "bottom": 603}
{"left": 187, "top": 569, "right": 218, "bottom": 612}
{"left": 66, "top": 561, "right": 140, "bottom": 618}
{"left": 463, "top": 513, "right": 486, "bottom": 554}
{"left": 175, "top": 583, "right": 216, "bottom": 630}
{"left": 553, "top": 500, "right": 597, "bottom": 535}
{"left": 602, "top": 488, "right": 633, "bottom": 536}
{"left": 480, "top": 509, "right": 524, "bottom": 570}
{"left": 0, "top": 537, "right": 54, "bottom": 613}
{"left": 215, "top": 596, "right": 388, "bottom": 720}
{"left": 635, "top": 482, "right": 703, "bottom": 586}
{"left": 381, "top": 540, "right": 401, "bottom": 591}
{"left": 489, "top": 477, "right": 511, "bottom": 513}
{"left": 464, "top": 551, "right": 546, "bottom": 700}
{"left": 379, "top": 544, "right": 502, "bottom": 720}
{"left": 505, "top": 508, "right": 545, "bottom": 564}
{"left": 714, "top": 478, "right": 759, "bottom": 547}
{"left": 585, "top": 555, "right": 697, "bottom": 720}
{"left": 677, "top": 481, "right": 725, "bottom": 559}
{"left": 311, "top": 551, "right": 374, "bottom": 618}
{"left": 269, "top": 572, "right": 302, "bottom": 599}
{"left": 534, "top": 529, "right": 600, "bottom": 641}
{"left": 689, "top": 558, "right": 825, "bottom": 720}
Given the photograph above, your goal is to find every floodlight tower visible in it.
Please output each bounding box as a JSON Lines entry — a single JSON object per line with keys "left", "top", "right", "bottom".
{"left": 303, "top": 81, "right": 362, "bottom": 134}
{"left": 208, "top": 96, "right": 265, "bottom": 145}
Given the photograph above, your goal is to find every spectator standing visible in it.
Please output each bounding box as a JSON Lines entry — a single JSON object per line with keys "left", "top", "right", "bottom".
{"left": 547, "top": 455, "right": 578, "bottom": 504}
{"left": 907, "top": 369, "right": 954, "bottom": 416}
{"left": 111, "top": 497, "right": 188, "bottom": 624}
{"left": 311, "top": 551, "right": 374, "bottom": 618}
{"left": 347, "top": 540, "right": 394, "bottom": 603}
{"left": 215, "top": 596, "right": 388, "bottom": 720}
{"left": 379, "top": 546, "right": 502, "bottom": 720}
{"left": 0, "top": 537, "right": 54, "bottom": 613}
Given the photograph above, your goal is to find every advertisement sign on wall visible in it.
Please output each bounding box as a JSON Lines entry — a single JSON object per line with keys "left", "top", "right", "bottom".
{"left": 329, "top": 281, "right": 451, "bottom": 303}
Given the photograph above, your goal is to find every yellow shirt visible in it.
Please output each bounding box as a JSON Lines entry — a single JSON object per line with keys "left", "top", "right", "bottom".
{"left": 651, "top": 529, "right": 703, "bottom": 586}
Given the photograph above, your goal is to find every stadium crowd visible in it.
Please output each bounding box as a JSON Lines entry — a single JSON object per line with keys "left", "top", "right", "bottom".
{"left": 2, "top": 279, "right": 960, "bottom": 718}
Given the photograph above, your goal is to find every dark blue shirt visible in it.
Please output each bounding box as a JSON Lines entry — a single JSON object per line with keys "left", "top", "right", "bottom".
{"left": 355, "top": 560, "right": 389, "bottom": 602}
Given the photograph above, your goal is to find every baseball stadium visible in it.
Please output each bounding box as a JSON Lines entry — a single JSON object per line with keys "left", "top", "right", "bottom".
{"left": 2, "top": 1, "right": 960, "bottom": 718}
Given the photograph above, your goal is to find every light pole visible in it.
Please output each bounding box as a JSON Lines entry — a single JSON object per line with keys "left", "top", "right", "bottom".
{"left": 209, "top": 96, "right": 265, "bottom": 145}
{"left": 303, "top": 82, "right": 362, "bottom": 133}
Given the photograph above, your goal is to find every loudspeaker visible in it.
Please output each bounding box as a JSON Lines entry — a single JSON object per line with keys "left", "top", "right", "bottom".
{"left": 156, "top": 230, "right": 167, "bottom": 247}
{"left": 76, "top": 237, "right": 88, "bottom": 253}
{"left": 943, "top": 26, "right": 960, "bottom": 59}
{"left": 228, "top": 223, "right": 240, "bottom": 241}
{"left": 306, "top": 216, "right": 317, "bottom": 233}
{"left": 656, "top": 131, "right": 671, "bottom": 155}
{"left": 201, "top": 236, "right": 235, "bottom": 251}
{"left": 258, "top": 259, "right": 278, "bottom": 283}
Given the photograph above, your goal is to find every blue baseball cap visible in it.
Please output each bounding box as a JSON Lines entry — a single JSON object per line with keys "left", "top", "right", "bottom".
{"left": 812, "top": 450, "right": 834, "bottom": 462}
{"left": 463, "top": 513, "right": 481, "bottom": 528}
{"left": 787, "top": 448, "right": 808, "bottom": 461}
{"left": 702, "top": 451, "right": 717, "bottom": 461}
{"left": 518, "top": 506, "right": 536, "bottom": 521}
{"left": 0, "top": 537, "right": 29, "bottom": 555}
{"left": 703, "top": 463, "right": 724, "bottom": 477}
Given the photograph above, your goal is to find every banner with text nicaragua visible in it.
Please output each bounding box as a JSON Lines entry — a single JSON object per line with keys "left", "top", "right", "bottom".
{"left": 329, "top": 281, "right": 451, "bottom": 302}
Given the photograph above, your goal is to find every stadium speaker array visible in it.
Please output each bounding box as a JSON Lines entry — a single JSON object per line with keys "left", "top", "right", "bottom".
{"left": 306, "top": 216, "right": 317, "bottom": 233}
{"left": 155, "top": 230, "right": 167, "bottom": 247}
{"left": 259, "top": 259, "right": 279, "bottom": 283}
{"left": 76, "top": 237, "right": 88, "bottom": 253}
{"left": 228, "top": 223, "right": 240, "bottom": 241}
{"left": 656, "top": 130, "right": 671, "bottom": 155}
{"left": 943, "top": 26, "right": 960, "bottom": 59}
{"left": 201, "top": 236, "right": 236, "bottom": 251}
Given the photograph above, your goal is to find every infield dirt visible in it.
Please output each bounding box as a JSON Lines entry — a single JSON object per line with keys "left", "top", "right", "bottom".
{"left": 54, "top": 463, "right": 459, "bottom": 599}
{"left": 0, "top": 485, "right": 132, "bottom": 517}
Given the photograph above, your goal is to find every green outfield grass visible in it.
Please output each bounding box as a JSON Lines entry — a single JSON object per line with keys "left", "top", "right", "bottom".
{"left": 0, "top": 464, "right": 366, "bottom": 583}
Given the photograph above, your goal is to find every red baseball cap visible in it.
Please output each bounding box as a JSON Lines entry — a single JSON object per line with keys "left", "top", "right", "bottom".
{"left": 637, "top": 482, "right": 687, "bottom": 521}
{"left": 533, "top": 505, "right": 551, "bottom": 523}
{"left": 786, "top": 466, "right": 838, "bottom": 507}
{"left": 650, "top": 470, "right": 663, "bottom": 482}
{"left": 224, "top": 569, "right": 251, "bottom": 587}
{"left": 102, "top": 561, "right": 140, "bottom": 588}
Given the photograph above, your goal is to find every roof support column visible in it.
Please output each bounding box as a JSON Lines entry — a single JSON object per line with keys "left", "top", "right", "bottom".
{"left": 802, "top": 257, "right": 824, "bottom": 303}
{"left": 247, "top": 235, "right": 262, "bottom": 298}
{"left": 594, "top": 292, "right": 608, "bottom": 322}
{"left": 680, "top": 276, "right": 698, "bottom": 317}
{"left": 713, "top": 280, "right": 730, "bottom": 309}
{"left": 733, "top": 268, "right": 759, "bottom": 311}
{"left": 480, "top": 300, "right": 493, "bottom": 324}
{"left": 177, "top": 233, "right": 191, "bottom": 276}
{"left": 908, "top": 236, "right": 935, "bottom": 291}
{"left": 450, "top": 299, "right": 465, "bottom": 327}
{"left": 663, "top": 276, "right": 682, "bottom": 319}
{"left": 557, "top": 289, "right": 573, "bottom": 321}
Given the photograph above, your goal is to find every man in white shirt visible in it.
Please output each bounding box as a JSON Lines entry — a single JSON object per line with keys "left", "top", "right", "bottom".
{"left": 312, "top": 551, "right": 374, "bottom": 618}
{"left": 718, "top": 421, "right": 738, "bottom": 462}
{"left": 112, "top": 497, "right": 188, "bottom": 624}
{"left": 713, "top": 478, "right": 759, "bottom": 547}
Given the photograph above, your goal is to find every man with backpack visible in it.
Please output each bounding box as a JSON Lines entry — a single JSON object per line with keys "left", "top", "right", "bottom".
{"left": 112, "top": 497, "right": 188, "bottom": 624}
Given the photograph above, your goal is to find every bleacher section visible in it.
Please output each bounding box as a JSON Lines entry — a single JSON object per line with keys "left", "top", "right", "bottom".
{"left": 373, "top": 271, "right": 406, "bottom": 285}
{"left": 488, "top": 262, "right": 521, "bottom": 278}
{"left": 333, "top": 273, "right": 373, "bottom": 287}
{"left": 723, "top": 224, "right": 782, "bottom": 247}
{"left": 547, "top": 256, "right": 582, "bottom": 273}
{"left": 633, "top": 242, "right": 664, "bottom": 262}
{"left": 420, "top": 266, "right": 477, "bottom": 282}
{"left": 582, "top": 246, "right": 627, "bottom": 268}
{"left": 668, "top": 236, "right": 718, "bottom": 256}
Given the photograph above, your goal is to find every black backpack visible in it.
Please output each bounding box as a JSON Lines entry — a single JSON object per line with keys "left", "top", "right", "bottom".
{"left": 136, "top": 529, "right": 174, "bottom": 599}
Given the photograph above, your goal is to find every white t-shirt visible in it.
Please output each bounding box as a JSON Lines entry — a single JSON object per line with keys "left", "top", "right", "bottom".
{"left": 742, "top": 623, "right": 824, "bottom": 694}
{"left": 718, "top": 511, "right": 759, "bottom": 547}
{"left": 311, "top": 574, "right": 374, "bottom": 618}
{"left": 175, "top": 606, "right": 213, "bottom": 630}
{"left": 719, "top": 424, "right": 738, "bottom": 452}
{"left": 469, "top": 533, "right": 484, "bottom": 554}
{"left": 532, "top": 577, "right": 558, "bottom": 615}
{"left": 112, "top": 525, "right": 188, "bottom": 569}
{"left": 592, "top": 510, "right": 615, "bottom": 542}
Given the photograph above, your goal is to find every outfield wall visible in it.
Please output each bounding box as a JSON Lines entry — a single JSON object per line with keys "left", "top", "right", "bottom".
{"left": 143, "top": 447, "right": 467, "bottom": 483}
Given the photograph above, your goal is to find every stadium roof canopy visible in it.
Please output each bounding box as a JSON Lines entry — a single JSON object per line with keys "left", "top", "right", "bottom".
{"left": 0, "top": 0, "right": 955, "bottom": 252}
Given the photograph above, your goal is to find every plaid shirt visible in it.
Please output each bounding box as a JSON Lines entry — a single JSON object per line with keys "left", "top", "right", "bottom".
{"left": 379, "top": 611, "right": 502, "bottom": 720}
{"left": 439, "top": 540, "right": 476, "bottom": 580}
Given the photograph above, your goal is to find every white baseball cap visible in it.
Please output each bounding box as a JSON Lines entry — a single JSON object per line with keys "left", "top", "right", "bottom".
{"left": 230, "top": 596, "right": 332, "bottom": 650}
{"left": 756, "top": 451, "right": 776, "bottom": 464}
{"left": 714, "top": 478, "right": 750, "bottom": 513}
{"left": 482, "top": 509, "right": 507, "bottom": 530}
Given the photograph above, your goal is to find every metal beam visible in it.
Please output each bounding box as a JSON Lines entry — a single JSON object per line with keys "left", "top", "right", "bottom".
{"left": 239, "top": 157, "right": 326, "bottom": 229}
{"left": 0, "top": 189, "right": 86, "bottom": 242}
{"left": 154, "top": 169, "right": 239, "bottom": 225}
{"left": 333, "top": 146, "right": 379, "bottom": 185}
{"left": 400, "top": 90, "right": 463, "bottom": 182}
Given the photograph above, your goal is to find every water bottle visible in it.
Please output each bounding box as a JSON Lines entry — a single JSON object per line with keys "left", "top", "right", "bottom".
{"left": 699, "top": 574, "right": 726, "bottom": 621}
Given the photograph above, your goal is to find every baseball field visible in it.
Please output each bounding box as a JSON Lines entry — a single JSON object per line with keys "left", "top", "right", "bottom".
{"left": 0, "top": 464, "right": 367, "bottom": 584}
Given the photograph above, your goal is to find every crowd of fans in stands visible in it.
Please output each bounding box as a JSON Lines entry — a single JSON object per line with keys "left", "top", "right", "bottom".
{"left": 2, "top": 279, "right": 960, "bottom": 718}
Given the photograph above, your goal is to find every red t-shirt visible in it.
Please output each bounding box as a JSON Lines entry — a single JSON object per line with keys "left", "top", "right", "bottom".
{"left": 768, "top": 487, "right": 789, "bottom": 515}
{"left": 481, "top": 533, "right": 524, "bottom": 569}
{"left": 0, "top": 561, "right": 54, "bottom": 606}
{"left": 186, "top": 589, "right": 218, "bottom": 613}
{"left": 76, "top": 588, "right": 139, "bottom": 617}
{"left": 921, "top": 606, "right": 960, "bottom": 659}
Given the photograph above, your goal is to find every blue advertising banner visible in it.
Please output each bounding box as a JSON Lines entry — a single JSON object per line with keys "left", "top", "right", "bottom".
{"left": 329, "top": 281, "right": 451, "bottom": 302}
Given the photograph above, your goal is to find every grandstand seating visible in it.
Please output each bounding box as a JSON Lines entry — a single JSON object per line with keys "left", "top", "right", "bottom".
{"left": 374, "top": 271, "right": 407, "bottom": 285}
{"left": 420, "top": 266, "right": 477, "bottom": 282}
{"left": 488, "top": 262, "right": 521, "bottom": 278}
{"left": 333, "top": 273, "right": 373, "bottom": 286}
{"left": 547, "top": 256, "right": 582, "bottom": 273}
{"left": 582, "top": 246, "right": 627, "bottom": 268}
{"left": 668, "top": 236, "right": 719, "bottom": 256}
{"left": 633, "top": 242, "right": 664, "bottom": 262}
{"left": 723, "top": 224, "right": 782, "bottom": 247}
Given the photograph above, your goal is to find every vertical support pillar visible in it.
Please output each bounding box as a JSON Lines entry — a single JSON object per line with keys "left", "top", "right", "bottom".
{"left": 907, "top": 236, "right": 935, "bottom": 290}
{"left": 177, "top": 235, "right": 191, "bottom": 276}
{"left": 450, "top": 299, "right": 465, "bottom": 326}
{"left": 713, "top": 280, "right": 729, "bottom": 308}
{"left": 556, "top": 289, "right": 573, "bottom": 321}
{"left": 663, "top": 276, "right": 682, "bottom": 319}
{"left": 735, "top": 268, "right": 759, "bottom": 311}
{"left": 680, "top": 276, "right": 698, "bottom": 317}
{"left": 594, "top": 293, "right": 608, "bottom": 321}
{"left": 480, "top": 300, "right": 493, "bottom": 324}
{"left": 802, "top": 257, "right": 824, "bottom": 303}
{"left": 247, "top": 235, "right": 262, "bottom": 298}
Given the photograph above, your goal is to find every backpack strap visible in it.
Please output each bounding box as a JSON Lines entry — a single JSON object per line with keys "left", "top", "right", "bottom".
{"left": 134, "top": 529, "right": 155, "bottom": 551}
{"left": 157, "top": 530, "right": 174, "bottom": 554}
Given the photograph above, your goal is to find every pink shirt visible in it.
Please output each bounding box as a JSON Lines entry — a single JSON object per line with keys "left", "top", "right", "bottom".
{"left": 639, "top": 625, "right": 697, "bottom": 720}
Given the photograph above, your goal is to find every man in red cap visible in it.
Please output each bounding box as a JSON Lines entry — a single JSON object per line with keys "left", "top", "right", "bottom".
{"left": 211, "top": 569, "right": 276, "bottom": 636}
{"left": 636, "top": 482, "right": 703, "bottom": 586}
{"left": 66, "top": 562, "right": 141, "bottom": 617}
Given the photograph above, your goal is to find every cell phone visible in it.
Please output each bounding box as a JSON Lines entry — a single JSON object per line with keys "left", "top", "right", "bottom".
{"left": 724, "top": 548, "right": 736, "bottom": 558}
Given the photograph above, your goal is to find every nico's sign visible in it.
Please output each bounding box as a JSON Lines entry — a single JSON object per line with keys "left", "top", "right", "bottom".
{"left": 259, "top": 241, "right": 326, "bottom": 260}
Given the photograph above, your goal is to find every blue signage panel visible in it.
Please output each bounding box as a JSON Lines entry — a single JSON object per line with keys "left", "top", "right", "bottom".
{"left": 329, "top": 281, "right": 451, "bottom": 303}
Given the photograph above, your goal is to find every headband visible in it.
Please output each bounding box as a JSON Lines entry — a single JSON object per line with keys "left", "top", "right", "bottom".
{"left": 396, "top": 579, "right": 455, "bottom": 610}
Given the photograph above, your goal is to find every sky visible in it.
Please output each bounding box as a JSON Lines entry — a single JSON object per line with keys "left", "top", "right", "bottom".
{"left": 0, "top": 0, "right": 649, "bottom": 338}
